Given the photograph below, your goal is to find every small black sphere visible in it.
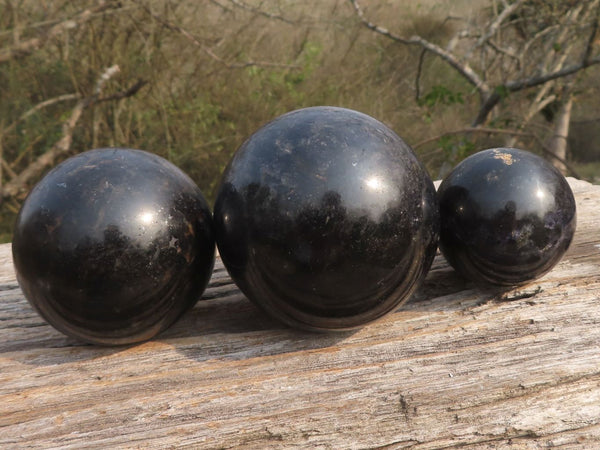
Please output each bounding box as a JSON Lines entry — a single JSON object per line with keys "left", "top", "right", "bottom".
{"left": 437, "top": 148, "right": 576, "bottom": 286}
{"left": 214, "top": 106, "right": 439, "bottom": 331}
{"left": 12, "top": 148, "right": 215, "bottom": 345}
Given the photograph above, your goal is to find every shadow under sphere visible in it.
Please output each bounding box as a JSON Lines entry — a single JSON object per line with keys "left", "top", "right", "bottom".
{"left": 214, "top": 106, "right": 439, "bottom": 331}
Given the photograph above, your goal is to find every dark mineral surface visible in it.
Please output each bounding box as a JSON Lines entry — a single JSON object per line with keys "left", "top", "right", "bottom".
{"left": 214, "top": 106, "right": 439, "bottom": 331}
{"left": 438, "top": 147, "right": 576, "bottom": 286}
{"left": 12, "top": 148, "right": 215, "bottom": 345}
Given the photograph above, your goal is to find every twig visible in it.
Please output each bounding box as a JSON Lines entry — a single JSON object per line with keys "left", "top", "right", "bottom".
{"left": 0, "top": 1, "right": 120, "bottom": 65}
{"left": 8, "top": 135, "right": 44, "bottom": 173}
{"left": 414, "top": 126, "right": 581, "bottom": 178}
{"left": 472, "top": 52, "right": 600, "bottom": 127}
{"left": 1, "top": 66, "right": 147, "bottom": 201}
{"left": 487, "top": 39, "right": 520, "bottom": 68}
{"left": 0, "top": 6, "right": 136, "bottom": 39}
{"left": 519, "top": 25, "right": 561, "bottom": 75}
{"left": 93, "top": 65, "right": 120, "bottom": 95}
{"left": 0, "top": 119, "right": 18, "bottom": 183}
{"left": 208, "top": 0, "right": 233, "bottom": 13}
{"left": 503, "top": 2, "right": 598, "bottom": 138}
{"left": 464, "top": 0, "right": 526, "bottom": 59}
{"left": 583, "top": 17, "right": 599, "bottom": 64}
{"left": 97, "top": 79, "right": 148, "bottom": 102}
{"left": 505, "top": 55, "right": 600, "bottom": 92}
{"left": 2, "top": 93, "right": 81, "bottom": 139}
{"left": 134, "top": 0, "right": 299, "bottom": 70}
{"left": 532, "top": 130, "right": 581, "bottom": 179}
{"left": 1, "top": 158, "right": 18, "bottom": 181}
{"left": 227, "top": 0, "right": 295, "bottom": 25}
{"left": 350, "top": 0, "right": 600, "bottom": 131}
{"left": 415, "top": 48, "right": 427, "bottom": 103}
{"left": 348, "top": 0, "right": 490, "bottom": 99}
{"left": 414, "top": 126, "right": 532, "bottom": 149}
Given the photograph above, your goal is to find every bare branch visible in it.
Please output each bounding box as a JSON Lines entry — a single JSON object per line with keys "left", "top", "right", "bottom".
{"left": 415, "top": 49, "right": 427, "bottom": 102}
{"left": 446, "top": 29, "right": 474, "bottom": 53}
{"left": 1, "top": 158, "right": 18, "bottom": 182}
{"left": 583, "top": 16, "right": 599, "bottom": 64}
{"left": 532, "top": 134, "right": 580, "bottom": 179}
{"left": 348, "top": 0, "right": 490, "bottom": 98}
{"left": 93, "top": 65, "right": 120, "bottom": 95}
{"left": 518, "top": 25, "right": 560, "bottom": 77}
{"left": 506, "top": 55, "right": 600, "bottom": 91}
{"left": 507, "top": 14, "right": 583, "bottom": 137}
{"left": 227, "top": 0, "right": 295, "bottom": 25}
{"left": 498, "top": 1, "right": 598, "bottom": 131}
{"left": 2, "top": 93, "right": 80, "bottom": 139}
{"left": 134, "top": 0, "right": 299, "bottom": 70}
{"left": 351, "top": 0, "right": 600, "bottom": 131}
{"left": 465, "top": 0, "right": 526, "bottom": 59}
{"left": 414, "top": 126, "right": 532, "bottom": 149}
{"left": 97, "top": 79, "right": 148, "bottom": 102}
{"left": 1, "top": 66, "right": 147, "bottom": 200}
{"left": 487, "top": 39, "right": 520, "bottom": 68}
{"left": 0, "top": 5, "right": 136, "bottom": 39}
{"left": 474, "top": 51, "right": 600, "bottom": 127}
{"left": 505, "top": 93, "right": 556, "bottom": 149}
{"left": 472, "top": 91, "right": 501, "bottom": 127}
{"left": 208, "top": 0, "right": 233, "bottom": 13}
{"left": 0, "top": 1, "right": 120, "bottom": 65}
{"left": 414, "top": 126, "right": 580, "bottom": 178}
{"left": 538, "top": 3, "right": 585, "bottom": 76}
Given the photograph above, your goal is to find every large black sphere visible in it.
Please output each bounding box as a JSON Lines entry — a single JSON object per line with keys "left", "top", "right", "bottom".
{"left": 438, "top": 148, "right": 576, "bottom": 286}
{"left": 12, "top": 148, "right": 215, "bottom": 345}
{"left": 214, "top": 106, "right": 439, "bottom": 331}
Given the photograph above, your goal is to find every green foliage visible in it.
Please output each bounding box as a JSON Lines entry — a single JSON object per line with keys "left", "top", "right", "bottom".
{"left": 572, "top": 162, "right": 600, "bottom": 184}
{"left": 0, "top": 0, "right": 478, "bottom": 242}
{"left": 246, "top": 41, "right": 324, "bottom": 112}
{"left": 418, "top": 84, "right": 466, "bottom": 123}
{"left": 438, "top": 136, "right": 476, "bottom": 162}
{"left": 418, "top": 85, "right": 464, "bottom": 108}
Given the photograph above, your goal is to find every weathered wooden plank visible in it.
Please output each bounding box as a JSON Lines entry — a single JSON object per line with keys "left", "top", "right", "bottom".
{"left": 1, "top": 178, "right": 599, "bottom": 449}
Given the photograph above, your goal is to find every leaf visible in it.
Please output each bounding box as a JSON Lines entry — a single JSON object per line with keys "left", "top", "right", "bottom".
{"left": 418, "top": 85, "right": 464, "bottom": 107}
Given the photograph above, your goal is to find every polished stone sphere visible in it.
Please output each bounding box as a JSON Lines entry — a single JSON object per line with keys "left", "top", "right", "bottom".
{"left": 214, "top": 106, "right": 439, "bottom": 331}
{"left": 12, "top": 148, "right": 215, "bottom": 345}
{"left": 438, "top": 148, "right": 576, "bottom": 286}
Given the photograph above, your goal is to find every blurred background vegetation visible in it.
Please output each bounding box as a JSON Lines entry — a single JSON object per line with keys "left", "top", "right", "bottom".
{"left": 0, "top": 0, "right": 599, "bottom": 242}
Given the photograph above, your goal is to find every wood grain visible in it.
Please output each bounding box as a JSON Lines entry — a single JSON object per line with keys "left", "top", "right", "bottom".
{"left": 1, "top": 178, "right": 599, "bottom": 449}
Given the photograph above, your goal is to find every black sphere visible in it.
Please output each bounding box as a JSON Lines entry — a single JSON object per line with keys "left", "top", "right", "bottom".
{"left": 214, "top": 106, "right": 439, "bottom": 331}
{"left": 437, "top": 148, "right": 576, "bottom": 286}
{"left": 12, "top": 148, "right": 215, "bottom": 345}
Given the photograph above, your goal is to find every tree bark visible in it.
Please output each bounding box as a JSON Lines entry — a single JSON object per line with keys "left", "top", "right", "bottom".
{"left": 349, "top": 0, "right": 600, "bottom": 133}
{"left": 547, "top": 95, "right": 573, "bottom": 175}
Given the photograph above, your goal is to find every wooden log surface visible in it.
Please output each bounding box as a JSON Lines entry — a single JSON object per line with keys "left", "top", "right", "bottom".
{"left": 1, "top": 178, "right": 599, "bottom": 449}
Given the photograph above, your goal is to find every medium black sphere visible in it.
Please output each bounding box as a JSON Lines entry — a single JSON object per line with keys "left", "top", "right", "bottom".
{"left": 12, "top": 148, "right": 215, "bottom": 345}
{"left": 437, "top": 148, "right": 576, "bottom": 286}
{"left": 214, "top": 106, "right": 439, "bottom": 331}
